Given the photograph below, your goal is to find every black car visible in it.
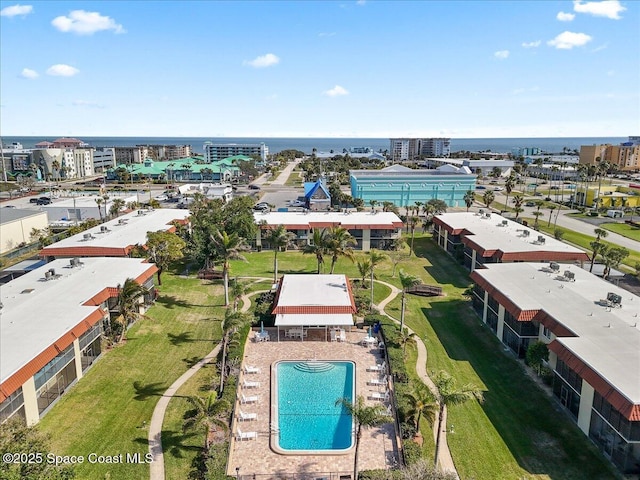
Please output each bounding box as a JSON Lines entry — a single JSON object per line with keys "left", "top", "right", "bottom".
{"left": 29, "top": 197, "right": 39, "bottom": 203}
{"left": 248, "top": 184, "right": 261, "bottom": 190}
{"left": 36, "top": 197, "right": 52, "bottom": 205}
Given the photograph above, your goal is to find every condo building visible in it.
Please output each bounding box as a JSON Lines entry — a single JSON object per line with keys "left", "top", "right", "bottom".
{"left": 204, "top": 142, "right": 269, "bottom": 162}
{"left": 469, "top": 262, "right": 639, "bottom": 474}
{"left": 389, "top": 138, "right": 451, "bottom": 162}
{"left": 0, "top": 257, "right": 158, "bottom": 425}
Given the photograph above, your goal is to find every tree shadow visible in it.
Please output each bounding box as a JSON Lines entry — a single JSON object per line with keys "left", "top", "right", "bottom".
{"left": 156, "top": 295, "right": 190, "bottom": 309}
{"left": 168, "top": 331, "right": 193, "bottom": 345}
{"left": 132, "top": 381, "right": 166, "bottom": 401}
{"left": 412, "top": 236, "right": 472, "bottom": 289}
{"left": 162, "top": 430, "right": 202, "bottom": 458}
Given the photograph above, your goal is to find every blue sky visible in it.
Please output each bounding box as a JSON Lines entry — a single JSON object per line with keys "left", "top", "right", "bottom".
{"left": 1, "top": 1, "right": 638, "bottom": 138}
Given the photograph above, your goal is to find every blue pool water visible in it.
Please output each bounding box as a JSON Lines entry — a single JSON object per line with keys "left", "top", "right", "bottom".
{"left": 276, "top": 361, "right": 354, "bottom": 451}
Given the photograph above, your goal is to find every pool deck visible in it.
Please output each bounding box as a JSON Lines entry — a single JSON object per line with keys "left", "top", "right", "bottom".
{"left": 227, "top": 328, "right": 400, "bottom": 478}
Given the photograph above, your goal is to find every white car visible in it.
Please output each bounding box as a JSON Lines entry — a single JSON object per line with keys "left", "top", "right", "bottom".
{"left": 288, "top": 200, "right": 305, "bottom": 207}
{"left": 493, "top": 186, "right": 504, "bottom": 191}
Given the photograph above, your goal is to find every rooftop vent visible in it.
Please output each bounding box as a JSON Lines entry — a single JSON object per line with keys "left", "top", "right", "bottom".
{"left": 607, "top": 292, "right": 622, "bottom": 308}
{"left": 117, "top": 218, "right": 128, "bottom": 225}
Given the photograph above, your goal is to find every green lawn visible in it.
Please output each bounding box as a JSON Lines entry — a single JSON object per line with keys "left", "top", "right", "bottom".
{"left": 284, "top": 169, "right": 303, "bottom": 187}
{"left": 600, "top": 221, "right": 640, "bottom": 242}
{"left": 384, "top": 236, "right": 618, "bottom": 479}
{"left": 37, "top": 274, "right": 226, "bottom": 480}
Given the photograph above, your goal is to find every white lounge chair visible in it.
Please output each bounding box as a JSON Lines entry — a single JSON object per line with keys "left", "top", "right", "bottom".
{"left": 368, "top": 361, "right": 386, "bottom": 372}
{"left": 368, "top": 375, "right": 387, "bottom": 386}
{"left": 237, "top": 410, "right": 257, "bottom": 422}
{"left": 338, "top": 330, "right": 346, "bottom": 342}
{"left": 240, "top": 393, "right": 258, "bottom": 404}
{"left": 236, "top": 428, "right": 257, "bottom": 441}
{"left": 243, "top": 379, "right": 260, "bottom": 389}
{"left": 244, "top": 365, "right": 261, "bottom": 374}
{"left": 369, "top": 391, "right": 390, "bottom": 402}
{"left": 330, "top": 330, "right": 337, "bottom": 342}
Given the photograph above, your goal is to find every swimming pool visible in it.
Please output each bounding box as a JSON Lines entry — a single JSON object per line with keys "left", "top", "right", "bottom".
{"left": 274, "top": 360, "right": 355, "bottom": 453}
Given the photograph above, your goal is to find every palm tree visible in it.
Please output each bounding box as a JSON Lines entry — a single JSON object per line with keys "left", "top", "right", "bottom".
{"left": 356, "top": 257, "right": 372, "bottom": 287}
{"left": 210, "top": 230, "right": 249, "bottom": 306}
{"left": 369, "top": 199, "right": 378, "bottom": 212}
{"left": 532, "top": 201, "right": 544, "bottom": 229}
{"left": 589, "top": 228, "right": 609, "bottom": 272}
{"left": 399, "top": 327, "right": 417, "bottom": 355}
{"left": 326, "top": 226, "right": 356, "bottom": 274}
{"left": 51, "top": 159, "right": 60, "bottom": 181}
{"left": 95, "top": 197, "right": 105, "bottom": 222}
{"left": 512, "top": 194, "right": 524, "bottom": 219}
{"left": 116, "top": 278, "right": 149, "bottom": 343}
{"left": 183, "top": 394, "right": 230, "bottom": 449}
{"left": 405, "top": 382, "right": 437, "bottom": 431}
{"left": 463, "top": 190, "right": 475, "bottom": 212}
{"left": 399, "top": 270, "right": 422, "bottom": 331}
{"left": 303, "top": 228, "right": 328, "bottom": 273}
{"left": 368, "top": 249, "right": 387, "bottom": 308}
{"left": 433, "top": 371, "right": 483, "bottom": 468}
{"left": 482, "top": 190, "right": 495, "bottom": 209}
{"left": 408, "top": 216, "right": 421, "bottom": 256}
{"left": 264, "top": 224, "right": 296, "bottom": 282}
{"left": 335, "top": 395, "right": 392, "bottom": 480}
{"left": 230, "top": 277, "right": 248, "bottom": 312}
{"left": 547, "top": 205, "right": 556, "bottom": 227}
{"left": 504, "top": 174, "right": 515, "bottom": 211}
{"left": 109, "top": 198, "right": 125, "bottom": 218}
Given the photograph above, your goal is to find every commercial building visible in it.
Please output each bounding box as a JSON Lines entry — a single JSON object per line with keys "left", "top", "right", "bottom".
{"left": 0, "top": 257, "right": 157, "bottom": 425}
{"left": 389, "top": 138, "right": 451, "bottom": 162}
{"left": 0, "top": 209, "right": 49, "bottom": 254}
{"left": 350, "top": 164, "right": 476, "bottom": 208}
{"left": 40, "top": 208, "right": 189, "bottom": 259}
{"left": 432, "top": 212, "right": 590, "bottom": 271}
{"left": 469, "top": 262, "right": 639, "bottom": 474}
{"left": 108, "top": 157, "right": 241, "bottom": 183}
{"left": 253, "top": 211, "right": 403, "bottom": 251}
{"left": 423, "top": 158, "right": 514, "bottom": 177}
{"left": 92, "top": 147, "right": 116, "bottom": 172}
{"left": 574, "top": 184, "right": 640, "bottom": 209}
{"left": 40, "top": 194, "right": 138, "bottom": 223}
{"left": 271, "top": 274, "right": 356, "bottom": 341}
{"left": 31, "top": 148, "right": 94, "bottom": 180}
{"left": 204, "top": 142, "right": 269, "bottom": 162}
{"left": 0, "top": 142, "right": 31, "bottom": 177}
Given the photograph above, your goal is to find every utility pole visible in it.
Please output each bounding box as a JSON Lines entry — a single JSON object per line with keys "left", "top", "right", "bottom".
{"left": 0, "top": 136, "right": 8, "bottom": 182}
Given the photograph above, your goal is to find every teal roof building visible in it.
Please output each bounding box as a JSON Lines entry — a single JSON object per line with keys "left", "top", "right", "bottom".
{"left": 107, "top": 156, "right": 243, "bottom": 182}
{"left": 350, "top": 164, "right": 476, "bottom": 208}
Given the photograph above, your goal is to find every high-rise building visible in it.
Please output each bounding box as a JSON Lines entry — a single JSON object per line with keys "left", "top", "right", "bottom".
{"left": 31, "top": 148, "right": 94, "bottom": 180}
{"left": 92, "top": 147, "right": 116, "bottom": 172}
{"left": 579, "top": 140, "right": 640, "bottom": 172}
{"left": 203, "top": 142, "right": 268, "bottom": 162}
{"left": 389, "top": 138, "right": 450, "bottom": 162}
{"left": 137, "top": 144, "right": 192, "bottom": 161}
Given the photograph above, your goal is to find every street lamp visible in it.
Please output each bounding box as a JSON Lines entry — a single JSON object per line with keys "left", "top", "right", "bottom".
{"left": 235, "top": 466, "right": 240, "bottom": 480}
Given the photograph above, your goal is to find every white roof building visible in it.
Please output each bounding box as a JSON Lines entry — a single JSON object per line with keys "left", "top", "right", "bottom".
{"left": 40, "top": 208, "right": 190, "bottom": 258}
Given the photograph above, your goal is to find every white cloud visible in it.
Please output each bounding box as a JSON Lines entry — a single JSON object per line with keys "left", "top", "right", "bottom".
{"left": 592, "top": 43, "right": 608, "bottom": 52}
{"left": 20, "top": 68, "right": 38, "bottom": 79}
{"left": 557, "top": 11, "right": 575, "bottom": 21}
{"left": 547, "top": 31, "right": 592, "bottom": 49}
{"left": 51, "top": 10, "right": 125, "bottom": 35}
{"left": 324, "top": 85, "right": 349, "bottom": 97}
{"left": 494, "top": 50, "right": 509, "bottom": 59}
{"left": 522, "top": 40, "right": 541, "bottom": 48}
{"left": 573, "top": 0, "right": 625, "bottom": 19}
{"left": 356, "top": 0, "right": 366, "bottom": 5}
{"left": 243, "top": 53, "right": 280, "bottom": 68}
{"left": 46, "top": 64, "right": 80, "bottom": 77}
{"left": 0, "top": 4, "right": 33, "bottom": 17}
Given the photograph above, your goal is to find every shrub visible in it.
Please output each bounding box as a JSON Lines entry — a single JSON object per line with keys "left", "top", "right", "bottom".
{"left": 402, "top": 440, "right": 423, "bottom": 465}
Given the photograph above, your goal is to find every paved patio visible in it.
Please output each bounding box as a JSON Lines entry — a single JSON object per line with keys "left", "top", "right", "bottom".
{"left": 227, "top": 328, "right": 400, "bottom": 478}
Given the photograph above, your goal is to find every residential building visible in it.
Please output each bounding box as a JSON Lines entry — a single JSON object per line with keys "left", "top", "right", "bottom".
{"left": 0, "top": 209, "right": 49, "bottom": 254}
{"left": 432, "top": 212, "right": 590, "bottom": 271}
{"left": 389, "top": 138, "right": 451, "bottom": 162}
{"left": 512, "top": 147, "right": 542, "bottom": 157}
{"left": 579, "top": 138, "right": 640, "bottom": 172}
{"left": 137, "top": 144, "right": 192, "bottom": 161}
{"left": 469, "top": 262, "right": 639, "bottom": 474}
{"left": 92, "top": 147, "right": 116, "bottom": 172}
{"left": 253, "top": 211, "right": 403, "bottom": 251}
{"left": 204, "top": 142, "right": 269, "bottom": 162}
{"left": 114, "top": 146, "right": 148, "bottom": 165}
{"left": 350, "top": 164, "right": 476, "bottom": 208}
{"left": 1, "top": 143, "right": 31, "bottom": 176}
{"left": 31, "top": 148, "right": 94, "bottom": 180}
{"left": 177, "top": 183, "right": 233, "bottom": 202}
{"left": 270, "top": 274, "right": 356, "bottom": 341}
{"left": 0, "top": 257, "right": 157, "bottom": 425}
{"left": 40, "top": 194, "right": 138, "bottom": 223}
{"left": 39, "top": 208, "right": 190, "bottom": 259}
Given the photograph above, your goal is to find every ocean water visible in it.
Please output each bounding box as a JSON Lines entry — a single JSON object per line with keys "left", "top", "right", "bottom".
{"left": 2, "top": 135, "right": 627, "bottom": 155}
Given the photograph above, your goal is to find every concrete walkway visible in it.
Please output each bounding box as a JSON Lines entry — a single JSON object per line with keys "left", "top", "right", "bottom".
{"left": 269, "top": 158, "right": 301, "bottom": 186}
{"left": 148, "top": 284, "right": 263, "bottom": 480}
{"left": 375, "top": 280, "right": 459, "bottom": 477}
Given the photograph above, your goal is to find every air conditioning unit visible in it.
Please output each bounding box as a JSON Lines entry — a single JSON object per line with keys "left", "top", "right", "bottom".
{"left": 501, "top": 220, "right": 508, "bottom": 226}
{"left": 100, "top": 226, "right": 109, "bottom": 233}
{"left": 537, "top": 236, "right": 545, "bottom": 244}
{"left": 83, "top": 233, "right": 94, "bottom": 240}
{"left": 522, "top": 230, "right": 530, "bottom": 237}
{"left": 137, "top": 210, "right": 145, "bottom": 216}
{"left": 607, "top": 292, "right": 622, "bottom": 306}
{"left": 564, "top": 270, "right": 575, "bottom": 281}
{"left": 549, "top": 262, "right": 560, "bottom": 272}
{"left": 44, "top": 271, "right": 52, "bottom": 280}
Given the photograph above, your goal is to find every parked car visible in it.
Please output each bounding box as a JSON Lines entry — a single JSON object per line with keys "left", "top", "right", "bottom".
{"left": 248, "top": 184, "right": 261, "bottom": 190}
{"left": 476, "top": 185, "right": 486, "bottom": 190}
{"left": 36, "top": 197, "right": 51, "bottom": 205}
{"left": 493, "top": 186, "right": 504, "bottom": 191}
{"left": 29, "top": 198, "right": 39, "bottom": 203}
{"left": 525, "top": 201, "right": 536, "bottom": 207}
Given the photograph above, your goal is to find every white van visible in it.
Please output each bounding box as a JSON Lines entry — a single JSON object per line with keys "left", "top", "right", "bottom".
{"left": 606, "top": 209, "right": 623, "bottom": 218}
